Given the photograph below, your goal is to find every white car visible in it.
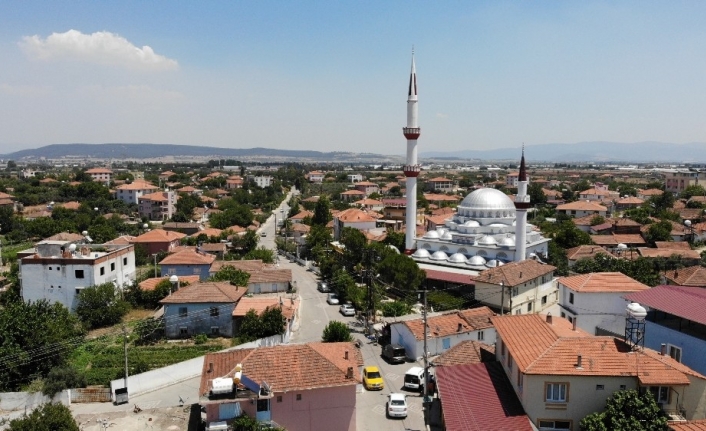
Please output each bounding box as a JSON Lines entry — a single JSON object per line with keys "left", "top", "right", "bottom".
{"left": 327, "top": 293, "right": 340, "bottom": 305}
{"left": 339, "top": 304, "right": 355, "bottom": 316}
{"left": 387, "top": 393, "right": 408, "bottom": 418}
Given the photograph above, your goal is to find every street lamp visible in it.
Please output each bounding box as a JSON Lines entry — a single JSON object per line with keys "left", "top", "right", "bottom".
{"left": 169, "top": 274, "right": 179, "bottom": 294}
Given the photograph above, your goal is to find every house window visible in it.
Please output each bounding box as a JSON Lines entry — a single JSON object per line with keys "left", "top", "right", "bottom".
{"left": 538, "top": 420, "right": 571, "bottom": 430}
{"left": 500, "top": 340, "right": 506, "bottom": 357}
{"left": 545, "top": 383, "right": 568, "bottom": 403}
{"left": 514, "top": 309, "right": 521, "bottom": 315}
{"left": 477, "top": 331, "right": 484, "bottom": 341}
{"left": 517, "top": 372, "right": 524, "bottom": 391}
{"left": 100, "top": 266, "right": 105, "bottom": 276}
{"left": 296, "top": 394, "right": 302, "bottom": 401}
{"left": 541, "top": 295, "right": 547, "bottom": 305}
{"left": 507, "top": 354, "right": 513, "bottom": 371}
{"left": 276, "top": 396, "right": 282, "bottom": 403}
{"left": 256, "top": 399, "right": 269, "bottom": 412}
{"left": 75, "top": 287, "right": 84, "bottom": 296}
{"left": 193, "top": 268, "right": 201, "bottom": 275}
{"left": 669, "top": 345, "right": 682, "bottom": 363}
{"left": 211, "top": 327, "right": 220, "bottom": 336}
{"left": 569, "top": 292, "right": 574, "bottom": 304}
{"left": 111, "top": 263, "right": 115, "bottom": 271}
{"left": 168, "top": 268, "right": 176, "bottom": 275}
{"left": 512, "top": 287, "right": 518, "bottom": 297}
{"left": 561, "top": 312, "right": 566, "bottom": 318}
{"left": 210, "top": 307, "right": 219, "bottom": 317}
{"left": 648, "top": 386, "right": 670, "bottom": 404}
{"left": 442, "top": 338, "right": 451, "bottom": 350}
{"left": 620, "top": 385, "right": 627, "bottom": 390}
{"left": 527, "top": 302, "right": 533, "bottom": 312}
{"left": 596, "top": 385, "right": 605, "bottom": 390}
{"left": 75, "top": 270, "right": 85, "bottom": 279}
{"left": 179, "top": 327, "right": 188, "bottom": 336}
{"left": 123, "top": 257, "right": 127, "bottom": 265}
{"left": 179, "top": 307, "right": 188, "bottom": 317}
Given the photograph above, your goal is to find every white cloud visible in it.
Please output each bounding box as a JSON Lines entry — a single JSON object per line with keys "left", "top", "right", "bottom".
{"left": 19, "top": 29, "right": 178, "bottom": 71}
{"left": 0, "top": 83, "right": 51, "bottom": 97}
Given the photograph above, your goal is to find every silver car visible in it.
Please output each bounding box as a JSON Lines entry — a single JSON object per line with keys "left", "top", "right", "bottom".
{"left": 339, "top": 304, "right": 355, "bottom": 316}
{"left": 387, "top": 393, "right": 407, "bottom": 418}
{"left": 326, "top": 293, "right": 339, "bottom": 305}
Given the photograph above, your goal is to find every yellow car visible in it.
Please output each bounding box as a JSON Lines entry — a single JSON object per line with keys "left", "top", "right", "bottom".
{"left": 363, "top": 366, "right": 384, "bottom": 390}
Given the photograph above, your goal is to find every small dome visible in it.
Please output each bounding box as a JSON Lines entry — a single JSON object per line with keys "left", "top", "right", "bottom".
{"left": 441, "top": 232, "right": 453, "bottom": 240}
{"left": 412, "top": 249, "right": 431, "bottom": 259}
{"left": 447, "top": 253, "right": 467, "bottom": 263}
{"left": 467, "top": 255, "right": 487, "bottom": 266}
{"left": 423, "top": 231, "right": 440, "bottom": 239}
{"left": 477, "top": 235, "right": 497, "bottom": 246}
{"left": 488, "top": 223, "right": 508, "bottom": 228}
{"left": 436, "top": 228, "right": 448, "bottom": 236}
{"left": 486, "top": 259, "right": 505, "bottom": 268}
{"left": 445, "top": 221, "right": 458, "bottom": 230}
{"left": 499, "top": 237, "right": 515, "bottom": 247}
{"left": 430, "top": 251, "right": 449, "bottom": 261}
{"left": 463, "top": 220, "right": 480, "bottom": 227}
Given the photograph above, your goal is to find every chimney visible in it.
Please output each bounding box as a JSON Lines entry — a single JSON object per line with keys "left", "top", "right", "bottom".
{"left": 208, "top": 362, "right": 213, "bottom": 373}
{"left": 344, "top": 350, "right": 349, "bottom": 360}
{"left": 346, "top": 367, "right": 353, "bottom": 379}
{"left": 661, "top": 343, "right": 667, "bottom": 356}
{"left": 576, "top": 355, "right": 583, "bottom": 368}
{"left": 457, "top": 323, "right": 463, "bottom": 332}
{"left": 546, "top": 313, "right": 553, "bottom": 324}
{"left": 572, "top": 318, "right": 577, "bottom": 331}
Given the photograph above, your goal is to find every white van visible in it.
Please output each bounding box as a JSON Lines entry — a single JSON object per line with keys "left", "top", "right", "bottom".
{"left": 403, "top": 367, "right": 427, "bottom": 392}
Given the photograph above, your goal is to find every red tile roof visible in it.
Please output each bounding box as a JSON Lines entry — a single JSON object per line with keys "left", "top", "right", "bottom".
{"left": 139, "top": 275, "right": 201, "bottom": 291}
{"left": 132, "top": 229, "right": 186, "bottom": 243}
{"left": 558, "top": 272, "right": 650, "bottom": 293}
{"left": 637, "top": 248, "right": 701, "bottom": 260}
{"left": 424, "top": 269, "right": 475, "bottom": 285}
{"left": 625, "top": 285, "right": 706, "bottom": 326}
{"left": 436, "top": 362, "right": 532, "bottom": 431}
{"left": 335, "top": 208, "right": 377, "bottom": 223}
{"left": 160, "top": 281, "right": 247, "bottom": 304}
{"left": 670, "top": 420, "right": 706, "bottom": 431}
{"left": 565, "top": 245, "right": 609, "bottom": 261}
{"left": 432, "top": 340, "right": 495, "bottom": 367}
{"left": 160, "top": 249, "right": 216, "bottom": 265}
{"left": 402, "top": 307, "right": 494, "bottom": 341}
{"left": 655, "top": 241, "right": 691, "bottom": 250}
{"left": 557, "top": 201, "right": 607, "bottom": 211}
{"left": 477, "top": 259, "right": 556, "bottom": 287}
{"left": 662, "top": 266, "right": 706, "bottom": 287}
{"left": 232, "top": 296, "right": 299, "bottom": 321}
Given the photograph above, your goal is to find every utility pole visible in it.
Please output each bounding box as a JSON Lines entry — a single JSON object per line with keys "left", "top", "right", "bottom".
{"left": 422, "top": 286, "right": 430, "bottom": 403}
{"left": 122, "top": 324, "right": 129, "bottom": 391}
{"left": 499, "top": 281, "right": 505, "bottom": 315}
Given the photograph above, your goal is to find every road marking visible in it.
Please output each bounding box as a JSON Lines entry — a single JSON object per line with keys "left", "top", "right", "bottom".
{"left": 311, "top": 319, "right": 321, "bottom": 325}
{"left": 386, "top": 373, "right": 401, "bottom": 381}
{"left": 372, "top": 405, "right": 386, "bottom": 415}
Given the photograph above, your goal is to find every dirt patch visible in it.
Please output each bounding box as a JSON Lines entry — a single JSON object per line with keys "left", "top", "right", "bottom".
{"left": 75, "top": 406, "right": 196, "bottom": 431}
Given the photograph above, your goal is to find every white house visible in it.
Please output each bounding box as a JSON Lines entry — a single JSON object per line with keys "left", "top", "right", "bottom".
{"left": 389, "top": 307, "right": 495, "bottom": 361}
{"left": 20, "top": 241, "right": 136, "bottom": 311}
{"left": 250, "top": 176, "right": 273, "bottom": 188}
{"left": 473, "top": 259, "right": 558, "bottom": 316}
{"left": 332, "top": 208, "right": 377, "bottom": 240}
{"left": 85, "top": 168, "right": 113, "bottom": 185}
{"left": 114, "top": 180, "right": 160, "bottom": 205}
{"left": 557, "top": 272, "right": 650, "bottom": 336}
{"left": 556, "top": 201, "right": 608, "bottom": 218}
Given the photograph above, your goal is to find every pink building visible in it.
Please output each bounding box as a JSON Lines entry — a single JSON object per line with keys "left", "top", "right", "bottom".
{"left": 199, "top": 342, "right": 362, "bottom": 431}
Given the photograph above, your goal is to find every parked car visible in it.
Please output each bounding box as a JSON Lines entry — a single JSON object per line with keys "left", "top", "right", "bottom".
{"left": 403, "top": 366, "right": 427, "bottom": 392}
{"left": 387, "top": 393, "right": 408, "bottom": 418}
{"left": 339, "top": 303, "right": 355, "bottom": 316}
{"left": 317, "top": 281, "right": 330, "bottom": 292}
{"left": 326, "top": 293, "right": 339, "bottom": 305}
{"left": 382, "top": 344, "right": 407, "bottom": 364}
{"left": 363, "top": 366, "right": 384, "bottom": 390}
{"left": 260, "top": 232, "right": 267, "bottom": 237}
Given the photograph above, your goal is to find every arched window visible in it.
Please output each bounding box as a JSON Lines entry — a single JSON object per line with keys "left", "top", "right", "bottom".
{"left": 422, "top": 243, "right": 431, "bottom": 249}
{"left": 477, "top": 250, "right": 487, "bottom": 257}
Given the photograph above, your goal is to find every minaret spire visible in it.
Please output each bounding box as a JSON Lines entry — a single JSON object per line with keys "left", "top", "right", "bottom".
{"left": 514, "top": 145, "right": 530, "bottom": 261}
{"left": 403, "top": 50, "right": 421, "bottom": 253}
{"left": 519, "top": 144, "right": 527, "bottom": 181}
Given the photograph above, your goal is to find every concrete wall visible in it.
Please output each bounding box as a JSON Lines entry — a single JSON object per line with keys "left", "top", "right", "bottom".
{"left": 644, "top": 321, "right": 706, "bottom": 377}
{"left": 163, "top": 303, "right": 235, "bottom": 338}
{"left": 391, "top": 322, "right": 495, "bottom": 360}
{"left": 161, "top": 264, "right": 210, "bottom": 281}
{"left": 111, "top": 355, "right": 204, "bottom": 401}
{"left": 559, "top": 288, "right": 633, "bottom": 336}
{"left": 0, "top": 390, "right": 69, "bottom": 412}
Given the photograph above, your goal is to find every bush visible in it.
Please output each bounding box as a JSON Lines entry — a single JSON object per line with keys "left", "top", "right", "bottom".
{"left": 194, "top": 334, "right": 208, "bottom": 345}
{"left": 8, "top": 402, "right": 79, "bottom": 431}
{"left": 75, "top": 283, "right": 130, "bottom": 329}
{"left": 380, "top": 301, "right": 411, "bottom": 318}
{"left": 322, "top": 321, "right": 352, "bottom": 343}
{"left": 43, "top": 366, "right": 86, "bottom": 397}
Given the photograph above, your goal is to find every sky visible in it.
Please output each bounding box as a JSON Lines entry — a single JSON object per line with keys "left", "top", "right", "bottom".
{"left": 1, "top": 1, "right": 706, "bottom": 156}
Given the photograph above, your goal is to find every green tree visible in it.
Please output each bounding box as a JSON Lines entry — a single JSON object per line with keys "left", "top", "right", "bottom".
{"left": 377, "top": 253, "right": 425, "bottom": 292}
{"left": 261, "top": 306, "right": 286, "bottom": 337}
{"left": 75, "top": 283, "right": 130, "bottom": 329}
{"left": 312, "top": 195, "right": 332, "bottom": 226}
{"left": 382, "top": 231, "right": 405, "bottom": 253}
{"left": 528, "top": 182, "right": 548, "bottom": 205}
{"left": 173, "top": 192, "right": 201, "bottom": 222}
{"left": 43, "top": 365, "right": 86, "bottom": 397}
{"left": 579, "top": 389, "right": 667, "bottom": 431}
{"left": 644, "top": 220, "right": 673, "bottom": 245}
{"left": 209, "top": 265, "right": 251, "bottom": 286}
{"left": 322, "top": 321, "right": 353, "bottom": 342}
{"left": 553, "top": 221, "right": 592, "bottom": 249}
{"left": 381, "top": 301, "right": 412, "bottom": 318}
{"left": 590, "top": 215, "right": 606, "bottom": 226}
{"left": 8, "top": 402, "right": 79, "bottom": 431}
{"left": 680, "top": 184, "right": 706, "bottom": 200}
{"left": 340, "top": 227, "right": 367, "bottom": 270}
{"left": 547, "top": 241, "right": 569, "bottom": 276}
{"left": 243, "top": 246, "right": 275, "bottom": 263}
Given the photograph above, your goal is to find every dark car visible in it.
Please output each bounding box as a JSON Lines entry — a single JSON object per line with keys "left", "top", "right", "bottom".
{"left": 317, "top": 281, "right": 330, "bottom": 293}
{"left": 382, "top": 344, "right": 407, "bottom": 364}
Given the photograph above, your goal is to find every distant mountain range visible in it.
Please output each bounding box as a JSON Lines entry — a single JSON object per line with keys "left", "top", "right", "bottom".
{"left": 1, "top": 141, "right": 705, "bottom": 164}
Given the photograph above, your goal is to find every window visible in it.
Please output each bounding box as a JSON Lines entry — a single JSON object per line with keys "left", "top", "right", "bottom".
{"left": 517, "top": 372, "right": 524, "bottom": 391}
{"left": 100, "top": 266, "right": 105, "bottom": 276}
{"left": 538, "top": 420, "right": 571, "bottom": 430}
{"left": 75, "top": 270, "right": 85, "bottom": 279}
{"left": 649, "top": 386, "right": 670, "bottom": 404}
{"left": 168, "top": 268, "right": 176, "bottom": 275}
{"left": 500, "top": 340, "right": 506, "bottom": 357}
{"left": 561, "top": 312, "right": 566, "bottom": 318}
{"left": 541, "top": 295, "right": 547, "bottom": 305}
{"left": 596, "top": 385, "right": 605, "bottom": 390}
{"left": 193, "top": 268, "right": 201, "bottom": 275}
{"left": 211, "top": 327, "right": 220, "bottom": 336}
{"left": 276, "top": 396, "right": 282, "bottom": 403}
{"left": 669, "top": 345, "right": 682, "bottom": 363}
{"left": 111, "top": 263, "right": 115, "bottom": 271}
{"left": 442, "top": 338, "right": 450, "bottom": 349}
{"left": 179, "top": 327, "right": 188, "bottom": 336}
{"left": 123, "top": 257, "right": 127, "bottom": 265}
{"left": 507, "top": 354, "right": 513, "bottom": 371}
{"left": 514, "top": 309, "right": 521, "bottom": 315}
{"left": 210, "top": 307, "right": 219, "bottom": 317}
{"left": 620, "top": 385, "right": 627, "bottom": 390}
{"left": 512, "top": 287, "right": 518, "bottom": 297}
{"left": 296, "top": 394, "right": 302, "bottom": 401}
{"left": 477, "top": 331, "right": 484, "bottom": 341}
{"left": 75, "top": 287, "right": 84, "bottom": 296}
{"left": 527, "top": 302, "right": 533, "bottom": 312}
{"left": 545, "top": 383, "right": 568, "bottom": 403}
{"left": 179, "top": 307, "right": 188, "bottom": 317}
{"left": 569, "top": 292, "right": 574, "bottom": 304}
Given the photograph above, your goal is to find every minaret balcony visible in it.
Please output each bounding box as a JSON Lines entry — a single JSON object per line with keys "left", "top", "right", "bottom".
{"left": 403, "top": 165, "right": 422, "bottom": 177}
{"left": 403, "top": 127, "right": 421, "bottom": 139}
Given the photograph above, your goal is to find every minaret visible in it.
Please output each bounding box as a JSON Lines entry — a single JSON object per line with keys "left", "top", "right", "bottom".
{"left": 514, "top": 147, "right": 530, "bottom": 261}
{"left": 403, "top": 52, "right": 421, "bottom": 253}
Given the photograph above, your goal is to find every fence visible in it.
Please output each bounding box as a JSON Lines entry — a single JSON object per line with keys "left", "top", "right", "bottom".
{"left": 70, "top": 387, "right": 112, "bottom": 403}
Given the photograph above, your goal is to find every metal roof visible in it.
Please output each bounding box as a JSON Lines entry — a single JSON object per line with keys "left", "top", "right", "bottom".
{"left": 625, "top": 285, "right": 706, "bottom": 326}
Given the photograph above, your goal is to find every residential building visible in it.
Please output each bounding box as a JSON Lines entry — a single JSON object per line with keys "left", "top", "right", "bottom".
{"left": 556, "top": 201, "right": 608, "bottom": 218}
{"left": 625, "top": 285, "right": 706, "bottom": 376}
{"left": 565, "top": 245, "right": 609, "bottom": 267}
{"left": 159, "top": 281, "right": 247, "bottom": 338}
{"left": 85, "top": 167, "right": 113, "bottom": 184}
{"left": 307, "top": 171, "right": 325, "bottom": 183}
{"left": 288, "top": 210, "right": 313, "bottom": 225}
{"left": 210, "top": 260, "right": 292, "bottom": 294}
{"left": 473, "top": 259, "right": 557, "bottom": 315}
{"left": 114, "top": 180, "right": 160, "bottom": 205}
{"left": 159, "top": 248, "right": 216, "bottom": 281}
{"left": 431, "top": 339, "right": 496, "bottom": 367}
{"left": 20, "top": 241, "right": 136, "bottom": 311}
{"left": 332, "top": 208, "right": 378, "bottom": 240}
{"left": 389, "top": 307, "right": 495, "bottom": 360}
{"left": 159, "top": 170, "right": 176, "bottom": 182}
{"left": 199, "top": 342, "right": 362, "bottom": 431}
{"left": 493, "top": 314, "right": 706, "bottom": 428}
{"left": 340, "top": 189, "right": 365, "bottom": 202}
{"left": 138, "top": 190, "right": 176, "bottom": 221}
{"left": 250, "top": 175, "right": 273, "bottom": 188}
{"left": 226, "top": 175, "right": 244, "bottom": 190}
{"left": 232, "top": 296, "right": 299, "bottom": 340}
{"left": 557, "top": 272, "right": 650, "bottom": 336}
{"left": 506, "top": 172, "right": 530, "bottom": 187}
{"left": 426, "top": 177, "right": 456, "bottom": 192}
{"left": 662, "top": 266, "right": 706, "bottom": 287}
{"left": 579, "top": 188, "right": 616, "bottom": 202}
{"left": 638, "top": 188, "right": 664, "bottom": 200}
{"left": 347, "top": 173, "right": 363, "bottom": 183}
{"left": 352, "top": 198, "right": 384, "bottom": 211}
{"left": 162, "top": 222, "right": 201, "bottom": 235}
{"left": 666, "top": 171, "right": 706, "bottom": 195}
{"left": 131, "top": 229, "right": 186, "bottom": 255}
{"left": 616, "top": 196, "right": 644, "bottom": 210}
{"left": 352, "top": 181, "right": 379, "bottom": 196}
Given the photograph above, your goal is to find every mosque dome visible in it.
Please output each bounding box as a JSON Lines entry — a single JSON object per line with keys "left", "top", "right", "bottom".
{"left": 412, "top": 249, "right": 431, "bottom": 259}
{"left": 440, "top": 231, "right": 453, "bottom": 241}
{"left": 498, "top": 237, "right": 515, "bottom": 247}
{"left": 463, "top": 220, "right": 480, "bottom": 227}
{"left": 467, "top": 255, "right": 487, "bottom": 266}
{"left": 447, "top": 253, "right": 467, "bottom": 263}
{"left": 430, "top": 251, "right": 449, "bottom": 261}
{"left": 486, "top": 259, "right": 504, "bottom": 268}
{"left": 477, "top": 235, "right": 498, "bottom": 246}
{"left": 423, "top": 231, "right": 440, "bottom": 239}
{"left": 458, "top": 188, "right": 515, "bottom": 214}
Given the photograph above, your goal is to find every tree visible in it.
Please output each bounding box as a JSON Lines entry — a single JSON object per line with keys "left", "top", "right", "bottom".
{"left": 322, "top": 321, "right": 353, "bottom": 342}
{"left": 377, "top": 253, "right": 425, "bottom": 292}
{"left": 260, "top": 306, "right": 286, "bottom": 337}
{"left": 312, "top": 196, "right": 332, "bottom": 226}
{"left": 8, "top": 402, "right": 79, "bottom": 431}
{"left": 528, "top": 182, "right": 547, "bottom": 205}
{"left": 381, "top": 301, "right": 411, "bottom": 318}
{"left": 580, "top": 389, "right": 667, "bottom": 431}
{"left": 43, "top": 365, "right": 86, "bottom": 397}
{"left": 75, "top": 282, "right": 130, "bottom": 329}
{"left": 243, "top": 246, "right": 275, "bottom": 263}
{"left": 590, "top": 215, "right": 606, "bottom": 226}
{"left": 382, "top": 231, "right": 405, "bottom": 253}
{"left": 553, "top": 221, "right": 592, "bottom": 249}
{"left": 644, "top": 220, "right": 673, "bottom": 245}
{"left": 209, "top": 265, "right": 251, "bottom": 287}
{"left": 238, "top": 309, "right": 263, "bottom": 342}
{"left": 680, "top": 184, "right": 706, "bottom": 200}
{"left": 173, "top": 192, "right": 201, "bottom": 222}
